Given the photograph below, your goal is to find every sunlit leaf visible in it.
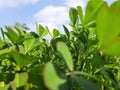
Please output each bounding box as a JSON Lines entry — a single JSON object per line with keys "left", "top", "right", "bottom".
{"left": 110, "top": 0, "right": 120, "bottom": 11}
{"left": 53, "top": 29, "right": 60, "bottom": 37}
{"left": 5, "top": 26, "right": 19, "bottom": 44}
{"left": 14, "top": 25, "right": 25, "bottom": 36}
{"left": 0, "top": 46, "right": 14, "bottom": 55}
{"left": 12, "top": 52, "right": 31, "bottom": 66}
{"left": 96, "top": 4, "right": 120, "bottom": 56}
{"left": 0, "top": 85, "right": 10, "bottom": 90}
{"left": 38, "top": 24, "right": 49, "bottom": 38}
{"left": 84, "top": 0, "right": 105, "bottom": 24}
{"left": 0, "top": 28, "right": 5, "bottom": 40}
{"left": 24, "top": 38, "right": 40, "bottom": 53}
{"left": 77, "top": 6, "right": 83, "bottom": 24}
{"left": 57, "top": 42, "right": 74, "bottom": 71}
{"left": 13, "top": 72, "right": 28, "bottom": 88}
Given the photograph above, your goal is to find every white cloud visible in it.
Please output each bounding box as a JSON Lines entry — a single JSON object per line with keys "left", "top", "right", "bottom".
{"left": 34, "top": 6, "right": 69, "bottom": 32}
{"left": 0, "top": 0, "right": 39, "bottom": 7}
{"left": 33, "top": 0, "right": 87, "bottom": 33}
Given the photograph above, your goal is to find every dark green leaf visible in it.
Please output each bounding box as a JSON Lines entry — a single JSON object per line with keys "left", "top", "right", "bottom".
{"left": 43, "top": 62, "right": 67, "bottom": 90}
{"left": 102, "top": 67, "right": 120, "bottom": 89}
{"left": 63, "top": 25, "right": 70, "bottom": 38}
{"left": 28, "top": 65, "right": 46, "bottom": 90}
{"left": 71, "top": 75, "right": 99, "bottom": 90}
{"left": 69, "top": 7, "right": 78, "bottom": 25}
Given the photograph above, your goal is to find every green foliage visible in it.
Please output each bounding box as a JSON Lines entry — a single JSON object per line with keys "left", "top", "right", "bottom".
{"left": 69, "top": 7, "right": 78, "bottom": 25}
{"left": 57, "top": 42, "right": 73, "bottom": 71}
{"left": 96, "top": 2, "right": 120, "bottom": 56}
{"left": 0, "top": 0, "right": 120, "bottom": 90}
{"left": 43, "top": 63, "right": 67, "bottom": 90}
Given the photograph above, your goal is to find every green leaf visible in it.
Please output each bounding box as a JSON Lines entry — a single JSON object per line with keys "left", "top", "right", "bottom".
{"left": 0, "top": 85, "right": 10, "bottom": 90}
{"left": 12, "top": 52, "right": 31, "bottom": 66}
{"left": 28, "top": 65, "right": 46, "bottom": 90}
{"left": 96, "top": 4, "right": 120, "bottom": 56}
{"left": 69, "top": 7, "right": 78, "bottom": 25}
{"left": 5, "top": 26, "right": 19, "bottom": 44}
{"left": 53, "top": 29, "right": 60, "bottom": 37}
{"left": 63, "top": 25, "right": 70, "bottom": 38}
{"left": 71, "top": 75, "right": 99, "bottom": 90}
{"left": 0, "top": 46, "right": 14, "bottom": 55}
{"left": 110, "top": 0, "right": 120, "bottom": 11}
{"left": 36, "top": 23, "right": 39, "bottom": 34}
{"left": 102, "top": 67, "right": 120, "bottom": 89}
{"left": 36, "top": 24, "right": 49, "bottom": 38}
{"left": 57, "top": 42, "right": 74, "bottom": 71}
{"left": 77, "top": 6, "right": 83, "bottom": 24}
{"left": 0, "top": 28, "right": 5, "bottom": 40}
{"left": 24, "top": 38, "right": 40, "bottom": 53}
{"left": 14, "top": 25, "right": 25, "bottom": 36}
{"left": 46, "top": 26, "right": 53, "bottom": 37}
{"left": 0, "top": 40, "right": 4, "bottom": 48}
{"left": 43, "top": 62, "right": 67, "bottom": 90}
{"left": 84, "top": 0, "right": 104, "bottom": 24}
{"left": 13, "top": 72, "right": 28, "bottom": 88}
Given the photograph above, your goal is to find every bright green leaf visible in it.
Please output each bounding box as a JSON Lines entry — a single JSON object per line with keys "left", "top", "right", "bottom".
{"left": 0, "top": 46, "right": 14, "bottom": 55}
{"left": 43, "top": 62, "right": 67, "bottom": 90}
{"left": 84, "top": 0, "right": 105, "bottom": 24}
{"left": 96, "top": 4, "right": 120, "bottom": 56}
{"left": 14, "top": 25, "right": 25, "bottom": 36}
{"left": 36, "top": 23, "right": 39, "bottom": 35}
{"left": 24, "top": 38, "right": 40, "bottom": 53}
{"left": 5, "top": 26, "right": 19, "bottom": 44}
{"left": 77, "top": 6, "right": 83, "bottom": 24}
{"left": 13, "top": 72, "right": 28, "bottom": 88}
{"left": 110, "top": 0, "right": 120, "bottom": 11}
{"left": 12, "top": 52, "right": 31, "bottom": 66}
{"left": 0, "top": 85, "right": 10, "bottom": 90}
{"left": 0, "top": 40, "right": 4, "bottom": 48}
{"left": 53, "top": 29, "right": 60, "bottom": 37}
{"left": 37, "top": 24, "right": 49, "bottom": 38}
{"left": 57, "top": 42, "right": 74, "bottom": 71}
{"left": 0, "top": 28, "right": 5, "bottom": 40}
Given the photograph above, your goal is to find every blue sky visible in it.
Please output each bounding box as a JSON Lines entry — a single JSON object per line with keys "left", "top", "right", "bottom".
{"left": 0, "top": 0, "right": 114, "bottom": 32}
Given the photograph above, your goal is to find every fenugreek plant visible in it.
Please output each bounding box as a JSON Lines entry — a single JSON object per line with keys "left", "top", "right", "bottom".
{"left": 0, "top": 0, "right": 120, "bottom": 90}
